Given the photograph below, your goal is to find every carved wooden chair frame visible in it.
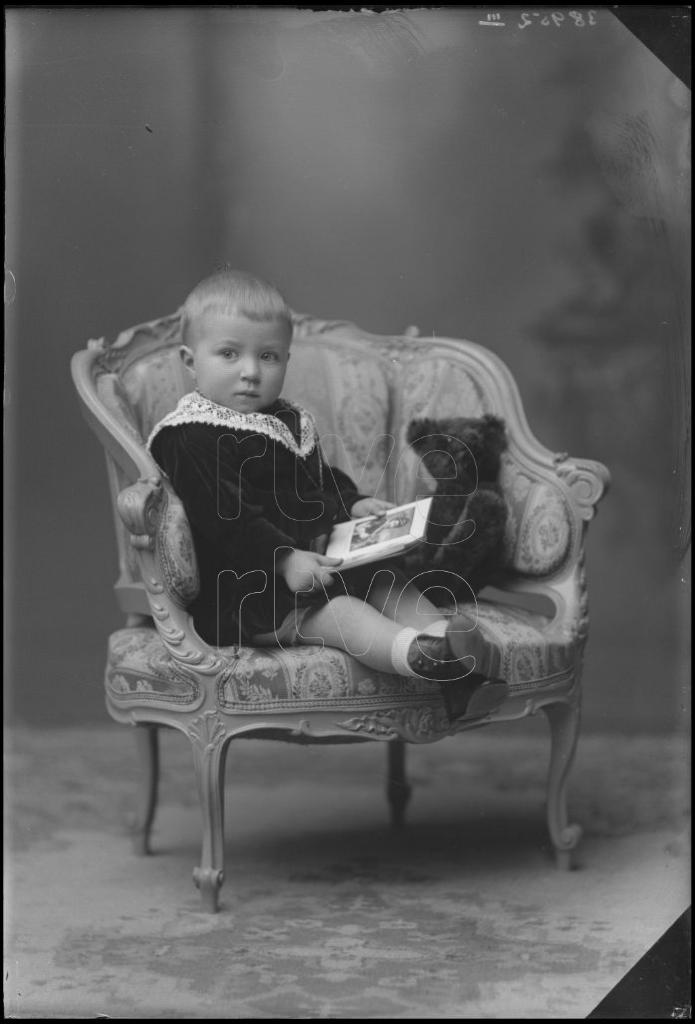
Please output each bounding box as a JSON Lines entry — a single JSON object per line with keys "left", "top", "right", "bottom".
{"left": 72, "top": 312, "right": 610, "bottom": 912}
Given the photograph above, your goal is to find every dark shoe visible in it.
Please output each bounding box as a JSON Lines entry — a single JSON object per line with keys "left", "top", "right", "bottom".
{"left": 445, "top": 610, "right": 504, "bottom": 680}
{"left": 406, "top": 631, "right": 509, "bottom": 723}
{"left": 406, "top": 633, "right": 475, "bottom": 682}
{"left": 440, "top": 673, "right": 508, "bottom": 723}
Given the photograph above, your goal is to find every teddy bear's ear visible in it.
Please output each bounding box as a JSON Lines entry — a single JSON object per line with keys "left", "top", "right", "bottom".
{"left": 481, "top": 413, "right": 505, "bottom": 432}
{"left": 406, "top": 418, "right": 434, "bottom": 446}
{"left": 481, "top": 414, "right": 508, "bottom": 452}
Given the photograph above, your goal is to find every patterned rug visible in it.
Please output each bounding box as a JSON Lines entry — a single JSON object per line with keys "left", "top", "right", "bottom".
{"left": 5, "top": 724, "right": 690, "bottom": 1018}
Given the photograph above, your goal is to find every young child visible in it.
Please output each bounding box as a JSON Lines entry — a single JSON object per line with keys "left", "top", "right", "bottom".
{"left": 147, "top": 270, "right": 509, "bottom": 722}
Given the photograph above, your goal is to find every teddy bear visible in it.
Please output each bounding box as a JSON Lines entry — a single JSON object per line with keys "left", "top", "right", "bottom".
{"left": 402, "top": 413, "right": 509, "bottom": 598}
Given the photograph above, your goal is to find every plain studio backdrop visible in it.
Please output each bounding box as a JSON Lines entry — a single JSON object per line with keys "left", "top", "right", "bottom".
{"left": 5, "top": 8, "right": 690, "bottom": 734}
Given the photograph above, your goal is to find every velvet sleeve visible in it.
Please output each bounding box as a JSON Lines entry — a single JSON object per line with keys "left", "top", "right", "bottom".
{"left": 319, "top": 458, "right": 368, "bottom": 522}
{"left": 151, "top": 425, "right": 298, "bottom": 571}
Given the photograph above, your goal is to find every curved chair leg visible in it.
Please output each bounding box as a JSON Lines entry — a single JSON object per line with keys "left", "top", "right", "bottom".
{"left": 130, "top": 724, "right": 160, "bottom": 856}
{"left": 189, "top": 714, "right": 230, "bottom": 913}
{"left": 387, "top": 740, "right": 411, "bottom": 828}
{"left": 542, "top": 698, "right": 583, "bottom": 870}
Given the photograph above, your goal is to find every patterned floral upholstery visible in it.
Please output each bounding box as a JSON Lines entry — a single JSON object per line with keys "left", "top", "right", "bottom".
{"left": 154, "top": 486, "right": 200, "bottom": 606}
{"left": 105, "top": 598, "right": 577, "bottom": 718}
{"left": 473, "top": 602, "right": 576, "bottom": 689}
{"left": 217, "top": 599, "right": 576, "bottom": 712}
{"left": 121, "top": 346, "right": 193, "bottom": 441}
{"left": 106, "top": 629, "right": 200, "bottom": 706}
{"left": 282, "top": 337, "right": 392, "bottom": 499}
{"left": 498, "top": 459, "right": 574, "bottom": 576}
{"left": 216, "top": 645, "right": 442, "bottom": 715}
{"left": 96, "top": 373, "right": 145, "bottom": 444}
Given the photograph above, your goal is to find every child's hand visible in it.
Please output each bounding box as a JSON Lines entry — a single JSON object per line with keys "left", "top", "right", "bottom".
{"left": 350, "top": 497, "right": 395, "bottom": 519}
{"left": 277, "top": 549, "right": 343, "bottom": 593}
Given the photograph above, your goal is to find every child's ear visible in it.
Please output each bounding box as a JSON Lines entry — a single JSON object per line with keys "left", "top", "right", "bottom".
{"left": 180, "top": 345, "right": 195, "bottom": 372}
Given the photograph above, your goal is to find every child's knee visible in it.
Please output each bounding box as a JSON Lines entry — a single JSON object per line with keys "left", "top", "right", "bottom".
{"left": 325, "top": 594, "right": 364, "bottom": 625}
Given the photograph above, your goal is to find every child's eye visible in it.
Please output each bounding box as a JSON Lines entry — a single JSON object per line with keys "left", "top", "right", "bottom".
{"left": 220, "top": 349, "right": 237, "bottom": 360}
{"left": 261, "top": 352, "right": 279, "bottom": 361}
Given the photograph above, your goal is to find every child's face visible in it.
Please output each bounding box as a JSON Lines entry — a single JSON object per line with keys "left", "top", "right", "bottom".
{"left": 181, "top": 309, "right": 291, "bottom": 413}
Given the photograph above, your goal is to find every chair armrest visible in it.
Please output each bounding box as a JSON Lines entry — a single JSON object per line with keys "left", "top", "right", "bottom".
{"left": 553, "top": 454, "right": 611, "bottom": 522}
{"left": 115, "top": 478, "right": 223, "bottom": 680}
{"left": 482, "top": 456, "right": 610, "bottom": 641}
{"left": 116, "top": 476, "right": 164, "bottom": 551}
{"left": 116, "top": 476, "right": 200, "bottom": 612}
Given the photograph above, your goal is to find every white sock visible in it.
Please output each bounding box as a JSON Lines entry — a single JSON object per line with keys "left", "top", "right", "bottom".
{"left": 390, "top": 627, "right": 420, "bottom": 676}
{"left": 390, "top": 620, "right": 450, "bottom": 676}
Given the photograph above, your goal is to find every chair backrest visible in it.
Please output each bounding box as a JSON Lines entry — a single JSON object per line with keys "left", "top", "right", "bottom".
{"left": 73, "top": 310, "right": 589, "bottom": 619}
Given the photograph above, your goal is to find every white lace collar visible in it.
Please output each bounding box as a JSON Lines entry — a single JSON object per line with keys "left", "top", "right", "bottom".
{"left": 146, "top": 391, "right": 319, "bottom": 457}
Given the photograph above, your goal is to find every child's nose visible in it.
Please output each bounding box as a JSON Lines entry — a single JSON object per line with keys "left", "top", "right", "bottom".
{"left": 240, "top": 358, "right": 261, "bottom": 380}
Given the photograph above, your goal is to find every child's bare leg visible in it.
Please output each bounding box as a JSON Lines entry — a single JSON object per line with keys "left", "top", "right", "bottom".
{"left": 297, "top": 593, "right": 507, "bottom": 723}
{"left": 297, "top": 595, "right": 404, "bottom": 672}
{"left": 297, "top": 592, "right": 508, "bottom": 721}
{"left": 363, "top": 569, "right": 500, "bottom": 677}
{"left": 297, "top": 589, "right": 481, "bottom": 678}
{"left": 364, "top": 567, "right": 448, "bottom": 633}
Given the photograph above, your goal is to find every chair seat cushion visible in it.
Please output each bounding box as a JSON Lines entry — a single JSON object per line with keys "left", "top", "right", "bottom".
{"left": 105, "top": 601, "right": 579, "bottom": 715}
{"left": 474, "top": 601, "right": 577, "bottom": 691}
{"left": 216, "top": 601, "right": 577, "bottom": 713}
{"left": 215, "top": 646, "right": 439, "bottom": 714}
{"left": 106, "top": 629, "right": 201, "bottom": 705}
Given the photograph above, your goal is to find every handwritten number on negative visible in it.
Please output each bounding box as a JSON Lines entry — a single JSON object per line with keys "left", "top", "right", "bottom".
{"left": 518, "top": 10, "right": 597, "bottom": 29}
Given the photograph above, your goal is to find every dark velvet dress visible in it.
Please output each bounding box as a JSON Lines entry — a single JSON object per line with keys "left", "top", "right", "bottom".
{"left": 148, "top": 391, "right": 370, "bottom": 647}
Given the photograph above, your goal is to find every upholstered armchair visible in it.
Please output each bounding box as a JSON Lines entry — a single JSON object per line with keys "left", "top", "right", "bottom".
{"left": 71, "top": 311, "right": 609, "bottom": 912}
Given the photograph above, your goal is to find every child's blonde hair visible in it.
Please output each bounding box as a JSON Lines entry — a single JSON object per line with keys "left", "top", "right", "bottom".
{"left": 181, "top": 269, "right": 292, "bottom": 346}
